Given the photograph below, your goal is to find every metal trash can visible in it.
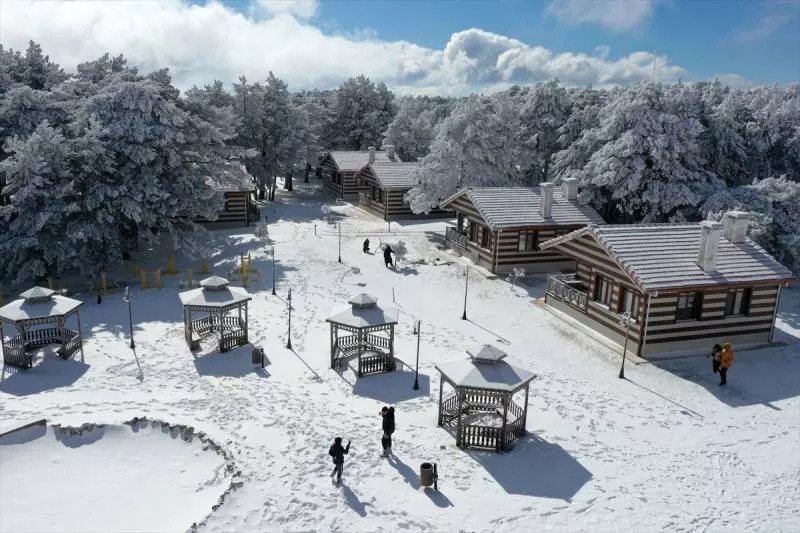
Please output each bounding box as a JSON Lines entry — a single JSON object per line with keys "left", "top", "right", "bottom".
{"left": 420, "top": 462, "right": 437, "bottom": 489}
{"left": 251, "top": 347, "right": 263, "bottom": 365}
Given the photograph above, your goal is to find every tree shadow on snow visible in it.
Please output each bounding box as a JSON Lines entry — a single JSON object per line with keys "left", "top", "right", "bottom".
{"left": 351, "top": 369, "right": 431, "bottom": 403}
{"left": 193, "top": 345, "right": 269, "bottom": 378}
{"left": 0, "top": 356, "right": 89, "bottom": 397}
{"left": 469, "top": 433, "right": 592, "bottom": 501}
{"left": 649, "top": 340, "right": 800, "bottom": 409}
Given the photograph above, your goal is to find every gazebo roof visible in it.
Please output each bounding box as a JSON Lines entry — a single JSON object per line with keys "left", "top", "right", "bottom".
{"left": 200, "top": 276, "right": 230, "bottom": 290}
{"left": 0, "top": 288, "right": 82, "bottom": 324}
{"left": 178, "top": 281, "right": 251, "bottom": 308}
{"left": 326, "top": 294, "right": 399, "bottom": 329}
{"left": 435, "top": 347, "right": 536, "bottom": 392}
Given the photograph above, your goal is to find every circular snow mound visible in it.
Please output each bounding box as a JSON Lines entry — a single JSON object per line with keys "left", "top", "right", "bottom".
{"left": 0, "top": 421, "right": 233, "bottom": 533}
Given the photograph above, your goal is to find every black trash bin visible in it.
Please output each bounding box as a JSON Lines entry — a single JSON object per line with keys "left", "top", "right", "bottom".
{"left": 420, "top": 462, "right": 437, "bottom": 489}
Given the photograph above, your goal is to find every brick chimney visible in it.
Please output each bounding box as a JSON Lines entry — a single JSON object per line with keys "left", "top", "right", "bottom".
{"left": 697, "top": 220, "right": 723, "bottom": 272}
{"left": 723, "top": 211, "right": 751, "bottom": 244}
{"left": 368, "top": 147, "right": 376, "bottom": 163}
{"left": 562, "top": 178, "right": 578, "bottom": 200}
{"left": 539, "top": 182, "right": 555, "bottom": 219}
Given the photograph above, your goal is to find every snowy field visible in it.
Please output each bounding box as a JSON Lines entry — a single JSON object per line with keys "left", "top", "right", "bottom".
{"left": 1, "top": 182, "right": 798, "bottom": 532}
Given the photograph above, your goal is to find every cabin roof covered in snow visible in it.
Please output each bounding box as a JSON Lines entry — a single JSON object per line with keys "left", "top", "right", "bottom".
{"left": 206, "top": 160, "right": 255, "bottom": 192}
{"left": 435, "top": 357, "right": 536, "bottom": 392}
{"left": 360, "top": 160, "right": 419, "bottom": 190}
{"left": 540, "top": 224, "right": 796, "bottom": 293}
{"left": 324, "top": 150, "right": 393, "bottom": 172}
{"left": 178, "top": 285, "right": 251, "bottom": 308}
{"left": 0, "top": 293, "right": 83, "bottom": 323}
{"left": 440, "top": 187, "right": 605, "bottom": 230}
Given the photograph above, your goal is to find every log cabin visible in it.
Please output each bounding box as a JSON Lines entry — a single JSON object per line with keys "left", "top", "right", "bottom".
{"left": 354, "top": 148, "right": 452, "bottom": 221}
{"left": 539, "top": 213, "right": 796, "bottom": 357}
{"left": 196, "top": 160, "right": 257, "bottom": 227}
{"left": 319, "top": 147, "right": 393, "bottom": 200}
{"left": 439, "top": 179, "right": 605, "bottom": 274}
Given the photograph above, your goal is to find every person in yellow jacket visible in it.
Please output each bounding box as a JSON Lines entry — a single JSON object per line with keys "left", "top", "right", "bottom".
{"left": 719, "top": 342, "right": 734, "bottom": 386}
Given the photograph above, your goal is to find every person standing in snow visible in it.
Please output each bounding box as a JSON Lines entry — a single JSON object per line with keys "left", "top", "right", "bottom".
{"left": 719, "top": 342, "right": 734, "bottom": 386}
{"left": 380, "top": 406, "right": 395, "bottom": 456}
{"left": 383, "top": 244, "right": 394, "bottom": 268}
{"left": 363, "top": 238, "right": 370, "bottom": 253}
{"left": 710, "top": 343, "right": 722, "bottom": 375}
{"left": 328, "top": 437, "right": 351, "bottom": 484}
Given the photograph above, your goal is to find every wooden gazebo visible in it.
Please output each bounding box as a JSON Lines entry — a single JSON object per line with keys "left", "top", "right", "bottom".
{"left": 326, "top": 293, "right": 399, "bottom": 376}
{"left": 178, "top": 276, "right": 251, "bottom": 353}
{"left": 0, "top": 286, "right": 84, "bottom": 369}
{"left": 436, "top": 344, "right": 535, "bottom": 452}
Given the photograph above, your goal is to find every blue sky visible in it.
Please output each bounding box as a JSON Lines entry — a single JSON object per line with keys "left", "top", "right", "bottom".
{"left": 230, "top": 0, "right": 800, "bottom": 86}
{"left": 2, "top": 0, "right": 797, "bottom": 93}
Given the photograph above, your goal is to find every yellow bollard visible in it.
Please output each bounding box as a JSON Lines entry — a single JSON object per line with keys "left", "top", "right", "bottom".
{"left": 101, "top": 272, "right": 108, "bottom": 295}
{"left": 187, "top": 269, "right": 193, "bottom": 288}
{"left": 155, "top": 269, "right": 163, "bottom": 289}
{"left": 240, "top": 254, "right": 246, "bottom": 275}
{"left": 242, "top": 269, "right": 249, "bottom": 289}
{"left": 166, "top": 256, "right": 177, "bottom": 275}
{"left": 139, "top": 268, "right": 148, "bottom": 290}
{"left": 48, "top": 277, "right": 54, "bottom": 290}
{"left": 200, "top": 257, "right": 209, "bottom": 274}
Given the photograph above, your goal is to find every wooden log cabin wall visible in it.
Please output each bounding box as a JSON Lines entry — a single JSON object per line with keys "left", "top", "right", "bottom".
{"left": 541, "top": 220, "right": 794, "bottom": 357}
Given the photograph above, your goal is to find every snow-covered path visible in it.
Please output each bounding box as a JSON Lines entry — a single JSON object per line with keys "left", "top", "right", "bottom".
{"left": 2, "top": 183, "right": 798, "bottom": 532}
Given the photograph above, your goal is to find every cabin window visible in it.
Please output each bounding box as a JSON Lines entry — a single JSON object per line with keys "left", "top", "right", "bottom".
{"left": 593, "top": 274, "right": 613, "bottom": 307}
{"left": 676, "top": 292, "right": 703, "bottom": 321}
{"left": 619, "top": 287, "right": 640, "bottom": 318}
{"left": 480, "top": 226, "right": 490, "bottom": 249}
{"left": 518, "top": 232, "right": 538, "bottom": 252}
{"left": 724, "top": 288, "right": 751, "bottom": 316}
{"left": 468, "top": 222, "right": 479, "bottom": 243}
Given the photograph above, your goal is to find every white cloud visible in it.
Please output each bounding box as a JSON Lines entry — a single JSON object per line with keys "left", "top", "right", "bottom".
{"left": 0, "top": 1, "right": 689, "bottom": 95}
{"left": 545, "top": 0, "right": 655, "bottom": 32}
{"left": 733, "top": 12, "right": 796, "bottom": 43}
{"left": 712, "top": 73, "right": 755, "bottom": 89}
{"left": 255, "top": 0, "right": 318, "bottom": 19}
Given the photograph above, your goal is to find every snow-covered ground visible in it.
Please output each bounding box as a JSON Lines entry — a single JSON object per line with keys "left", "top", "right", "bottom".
{"left": 1, "top": 182, "right": 798, "bottom": 532}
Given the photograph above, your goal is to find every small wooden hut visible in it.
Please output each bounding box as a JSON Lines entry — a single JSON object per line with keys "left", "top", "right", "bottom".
{"left": 0, "top": 287, "right": 84, "bottom": 368}
{"left": 439, "top": 180, "right": 604, "bottom": 274}
{"left": 540, "top": 213, "right": 796, "bottom": 357}
{"left": 436, "top": 345, "right": 535, "bottom": 452}
{"left": 197, "top": 160, "right": 257, "bottom": 227}
{"left": 319, "top": 148, "right": 393, "bottom": 200}
{"left": 178, "top": 276, "right": 251, "bottom": 353}
{"left": 326, "top": 293, "right": 399, "bottom": 376}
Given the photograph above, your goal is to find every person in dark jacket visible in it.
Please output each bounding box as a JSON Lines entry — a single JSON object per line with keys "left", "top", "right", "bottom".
{"left": 363, "top": 238, "right": 370, "bottom": 253}
{"left": 710, "top": 343, "right": 722, "bottom": 375}
{"left": 383, "top": 244, "right": 394, "bottom": 268}
{"left": 380, "top": 406, "right": 395, "bottom": 456}
{"left": 328, "top": 437, "right": 351, "bottom": 483}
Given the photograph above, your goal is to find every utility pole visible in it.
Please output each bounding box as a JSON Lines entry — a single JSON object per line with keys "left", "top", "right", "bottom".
{"left": 619, "top": 311, "right": 632, "bottom": 379}
{"left": 123, "top": 286, "right": 135, "bottom": 349}
{"left": 413, "top": 320, "right": 421, "bottom": 390}
{"left": 271, "top": 245, "right": 276, "bottom": 296}
{"left": 338, "top": 223, "right": 342, "bottom": 263}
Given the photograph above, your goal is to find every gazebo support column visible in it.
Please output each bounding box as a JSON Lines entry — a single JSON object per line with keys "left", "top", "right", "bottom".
{"left": 244, "top": 301, "right": 249, "bottom": 344}
{"left": 522, "top": 384, "right": 529, "bottom": 435}
{"left": 330, "top": 323, "right": 336, "bottom": 369}
{"left": 455, "top": 390, "right": 465, "bottom": 448}
{"left": 356, "top": 328, "right": 364, "bottom": 376}
{"left": 437, "top": 378, "right": 444, "bottom": 426}
{"left": 499, "top": 394, "right": 509, "bottom": 452}
{"left": 75, "top": 311, "right": 84, "bottom": 361}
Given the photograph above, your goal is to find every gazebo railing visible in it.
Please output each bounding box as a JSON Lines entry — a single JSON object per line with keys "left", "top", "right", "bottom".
{"left": 190, "top": 315, "right": 247, "bottom": 352}
{"left": 61, "top": 329, "right": 82, "bottom": 358}
{"left": 364, "top": 333, "right": 390, "bottom": 350}
{"left": 2, "top": 338, "right": 31, "bottom": 368}
{"left": 460, "top": 424, "right": 502, "bottom": 450}
{"left": 546, "top": 273, "right": 588, "bottom": 311}
{"left": 358, "top": 351, "right": 396, "bottom": 376}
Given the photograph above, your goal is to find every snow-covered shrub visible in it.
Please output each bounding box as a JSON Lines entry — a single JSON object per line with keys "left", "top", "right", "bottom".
{"left": 506, "top": 267, "right": 526, "bottom": 285}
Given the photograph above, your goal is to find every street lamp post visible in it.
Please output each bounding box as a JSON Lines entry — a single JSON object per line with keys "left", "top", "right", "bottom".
{"left": 618, "top": 311, "right": 631, "bottom": 379}
{"left": 286, "top": 287, "right": 293, "bottom": 350}
{"left": 271, "top": 245, "right": 276, "bottom": 296}
{"left": 338, "top": 223, "right": 342, "bottom": 263}
{"left": 413, "top": 320, "right": 421, "bottom": 390}
{"left": 461, "top": 267, "right": 469, "bottom": 320}
{"left": 123, "top": 286, "right": 135, "bottom": 349}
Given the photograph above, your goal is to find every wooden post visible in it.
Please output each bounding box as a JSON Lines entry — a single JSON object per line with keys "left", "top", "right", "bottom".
{"left": 522, "top": 384, "right": 529, "bottom": 435}
{"left": 155, "top": 269, "right": 162, "bottom": 289}
{"left": 455, "top": 388, "right": 465, "bottom": 448}
{"left": 244, "top": 301, "right": 248, "bottom": 343}
{"left": 187, "top": 269, "right": 193, "bottom": 288}
{"left": 76, "top": 311, "right": 84, "bottom": 361}
{"left": 437, "top": 377, "right": 444, "bottom": 426}
{"left": 166, "top": 256, "right": 177, "bottom": 275}
{"left": 330, "top": 323, "right": 335, "bottom": 369}
{"left": 499, "top": 394, "right": 509, "bottom": 451}
{"left": 139, "top": 269, "right": 148, "bottom": 289}
{"left": 357, "top": 328, "right": 363, "bottom": 376}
